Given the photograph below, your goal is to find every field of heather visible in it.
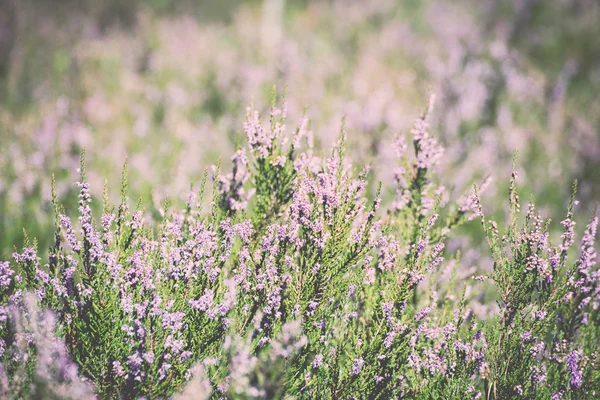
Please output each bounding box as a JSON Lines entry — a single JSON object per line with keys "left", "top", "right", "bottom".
{"left": 0, "top": 0, "right": 599, "bottom": 398}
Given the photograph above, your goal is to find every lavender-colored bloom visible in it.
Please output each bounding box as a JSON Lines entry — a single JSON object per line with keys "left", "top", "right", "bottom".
{"left": 560, "top": 213, "right": 576, "bottom": 253}
{"left": 363, "top": 267, "right": 376, "bottom": 285}
{"left": 162, "top": 311, "right": 185, "bottom": 332}
{"left": 408, "top": 352, "right": 421, "bottom": 372}
{"left": 127, "top": 352, "right": 143, "bottom": 375}
{"left": 415, "top": 306, "right": 433, "bottom": 321}
{"left": 313, "top": 354, "right": 324, "bottom": 368}
{"left": 347, "top": 284, "right": 356, "bottom": 297}
{"left": 382, "top": 302, "right": 394, "bottom": 318}
{"left": 392, "top": 135, "right": 407, "bottom": 158}
{"left": 459, "top": 177, "right": 491, "bottom": 219}
{"left": 158, "top": 362, "right": 172, "bottom": 381}
{"left": 384, "top": 331, "right": 396, "bottom": 348}
{"left": 76, "top": 182, "right": 103, "bottom": 266}
{"left": 0, "top": 307, "right": 8, "bottom": 324}
{"left": 520, "top": 331, "right": 532, "bottom": 341}
{"left": 566, "top": 350, "right": 583, "bottom": 389}
{"left": 219, "top": 149, "right": 251, "bottom": 211}
{"left": 59, "top": 214, "right": 81, "bottom": 253}
{"left": 411, "top": 95, "right": 444, "bottom": 169}
{"left": 351, "top": 357, "right": 364, "bottom": 375}
{"left": 12, "top": 247, "right": 38, "bottom": 264}
{"left": 143, "top": 351, "right": 154, "bottom": 364}
{"left": 530, "top": 341, "right": 546, "bottom": 358}
{"left": 415, "top": 239, "right": 428, "bottom": 257}
{"left": 514, "top": 385, "right": 523, "bottom": 396}
{"left": 443, "top": 323, "right": 457, "bottom": 338}
{"left": 189, "top": 289, "right": 214, "bottom": 311}
{"left": 0, "top": 261, "right": 13, "bottom": 288}
{"left": 568, "top": 215, "right": 599, "bottom": 313}
{"left": 180, "top": 351, "right": 193, "bottom": 362}
{"left": 531, "top": 365, "right": 547, "bottom": 385}
{"left": 535, "top": 310, "right": 547, "bottom": 321}
{"left": 552, "top": 391, "right": 564, "bottom": 400}
{"left": 165, "top": 335, "right": 185, "bottom": 354}
{"left": 134, "top": 320, "right": 146, "bottom": 339}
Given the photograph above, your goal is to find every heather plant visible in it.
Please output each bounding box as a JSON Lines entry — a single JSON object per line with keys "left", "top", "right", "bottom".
{"left": 2, "top": 0, "right": 600, "bottom": 260}
{"left": 0, "top": 293, "right": 94, "bottom": 399}
{"left": 0, "top": 95, "right": 598, "bottom": 400}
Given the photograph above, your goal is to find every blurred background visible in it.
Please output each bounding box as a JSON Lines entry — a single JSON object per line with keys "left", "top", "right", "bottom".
{"left": 1, "top": 0, "right": 599, "bottom": 259}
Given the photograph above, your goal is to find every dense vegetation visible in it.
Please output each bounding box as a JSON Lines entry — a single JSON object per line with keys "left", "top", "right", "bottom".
{"left": 1, "top": 1, "right": 599, "bottom": 398}
{"left": 1, "top": 94, "right": 598, "bottom": 398}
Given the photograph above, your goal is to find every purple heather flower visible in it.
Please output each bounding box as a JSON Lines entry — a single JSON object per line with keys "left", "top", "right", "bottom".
{"left": 566, "top": 350, "right": 583, "bottom": 389}
{"left": 426, "top": 214, "right": 439, "bottom": 229}
{"left": 143, "top": 351, "right": 154, "bottom": 364}
{"left": 180, "top": 351, "right": 193, "bottom": 362}
{"left": 415, "top": 239, "right": 428, "bottom": 257}
{"left": 189, "top": 289, "right": 214, "bottom": 311}
{"left": 134, "top": 320, "right": 146, "bottom": 339}
{"left": 382, "top": 302, "right": 394, "bottom": 317}
{"left": 166, "top": 336, "right": 186, "bottom": 354}
{"left": 363, "top": 267, "right": 376, "bottom": 285}
{"left": 347, "top": 284, "right": 356, "bottom": 297}
{"left": 384, "top": 332, "right": 396, "bottom": 348}
{"left": 560, "top": 213, "right": 576, "bottom": 253}
{"left": 219, "top": 149, "right": 251, "bottom": 211}
{"left": 392, "top": 135, "right": 407, "bottom": 158}
{"left": 59, "top": 214, "right": 81, "bottom": 252}
{"left": 77, "top": 182, "right": 103, "bottom": 266}
{"left": 377, "top": 235, "right": 402, "bottom": 272}
{"left": 245, "top": 107, "right": 271, "bottom": 159}
{"left": 313, "top": 354, "right": 324, "bottom": 368}
{"left": 530, "top": 341, "right": 546, "bottom": 358}
{"left": 12, "top": 247, "right": 38, "bottom": 264}
{"left": 101, "top": 212, "right": 115, "bottom": 231}
{"left": 514, "top": 385, "right": 523, "bottom": 396}
{"left": 0, "top": 261, "right": 13, "bottom": 288}
{"left": 0, "top": 306, "right": 8, "bottom": 324}
{"left": 351, "top": 357, "right": 364, "bottom": 375}
{"left": 158, "top": 362, "right": 172, "bottom": 381}
{"left": 408, "top": 352, "right": 421, "bottom": 372}
{"left": 127, "top": 352, "right": 143, "bottom": 370}
{"left": 443, "top": 323, "right": 457, "bottom": 338}
{"left": 459, "top": 177, "right": 491, "bottom": 219}
{"left": 271, "top": 155, "right": 287, "bottom": 167}
{"left": 520, "top": 331, "right": 532, "bottom": 341}
{"left": 112, "top": 361, "right": 126, "bottom": 378}
{"left": 415, "top": 306, "right": 433, "bottom": 321}
{"left": 162, "top": 311, "right": 185, "bottom": 332}
{"left": 292, "top": 115, "right": 311, "bottom": 150}
{"left": 571, "top": 371, "right": 582, "bottom": 389}
{"left": 411, "top": 95, "right": 444, "bottom": 169}
{"left": 552, "top": 389, "right": 565, "bottom": 400}
{"left": 535, "top": 310, "right": 547, "bottom": 321}
{"left": 531, "top": 365, "right": 547, "bottom": 385}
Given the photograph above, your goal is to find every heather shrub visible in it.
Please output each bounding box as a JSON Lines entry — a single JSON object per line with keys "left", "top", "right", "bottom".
{"left": 0, "top": 95, "right": 598, "bottom": 399}
{"left": 2, "top": 0, "right": 599, "bottom": 258}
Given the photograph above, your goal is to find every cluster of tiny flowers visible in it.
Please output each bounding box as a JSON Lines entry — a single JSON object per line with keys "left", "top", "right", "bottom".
{"left": 218, "top": 149, "right": 251, "bottom": 211}
{"left": 411, "top": 95, "right": 444, "bottom": 170}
